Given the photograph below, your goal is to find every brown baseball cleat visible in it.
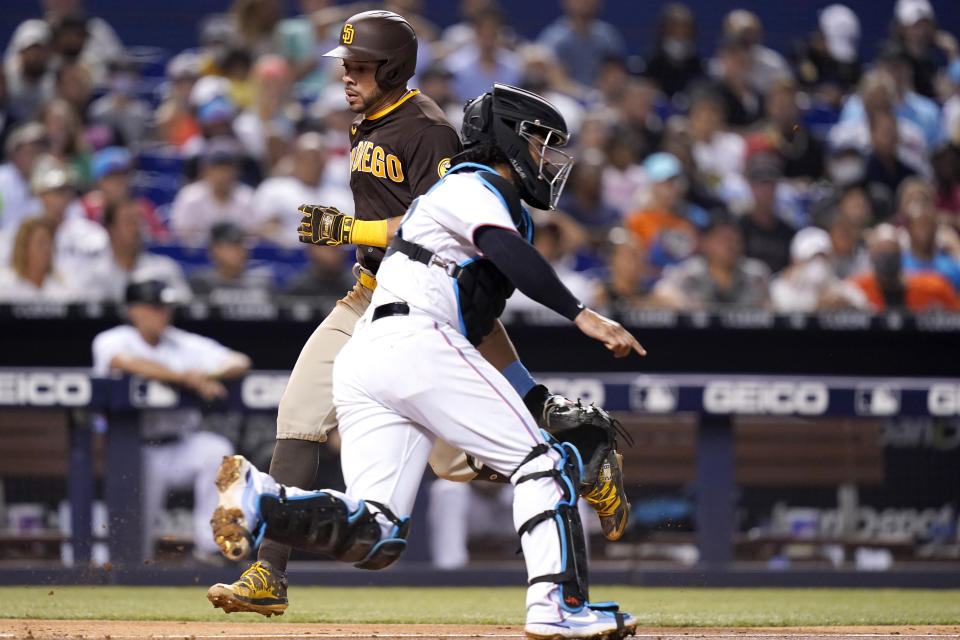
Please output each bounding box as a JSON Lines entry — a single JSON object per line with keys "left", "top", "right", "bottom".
{"left": 207, "top": 560, "right": 288, "bottom": 617}
{"left": 581, "top": 451, "right": 631, "bottom": 541}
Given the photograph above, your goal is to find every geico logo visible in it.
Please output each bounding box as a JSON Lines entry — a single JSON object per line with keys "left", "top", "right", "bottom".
{"left": 928, "top": 384, "right": 960, "bottom": 416}
{"left": 0, "top": 372, "right": 91, "bottom": 406}
{"left": 350, "top": 141, "right": 404, "bottom": 183}
{"left": 537, "top": 378, "right": 605, "bottom": 406}
{"left": 703, "top": 381, "right": 829, "bottom": 415}
{"left": 242, "top": 374, "right": 290, "bottom": 409}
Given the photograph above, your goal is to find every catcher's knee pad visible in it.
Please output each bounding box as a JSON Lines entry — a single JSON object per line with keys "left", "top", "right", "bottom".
{"left": 511, "top": 436, "right": 589, "bottom": 611}
{"left": 259, "top": 491, "right": 409, "bottom": 569}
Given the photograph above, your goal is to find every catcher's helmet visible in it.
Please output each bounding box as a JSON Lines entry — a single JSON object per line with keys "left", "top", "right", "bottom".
{"left": 323, "top": 11, "right": 417, "bottom": 89}
{"left": 461, "top": 84, "right": 573, "bottom": 211}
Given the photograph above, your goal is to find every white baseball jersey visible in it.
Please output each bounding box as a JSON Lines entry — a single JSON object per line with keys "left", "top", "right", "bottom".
{"left": 370, "top": 170, "right": 520, "bottom": 333}
{"left": 92, "top": 325, "right": 235, "bottom": 439}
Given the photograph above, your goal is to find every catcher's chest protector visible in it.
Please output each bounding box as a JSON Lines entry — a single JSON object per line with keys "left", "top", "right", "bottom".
{"left": 453, "top": 168, "right": 532, "bottom": 346}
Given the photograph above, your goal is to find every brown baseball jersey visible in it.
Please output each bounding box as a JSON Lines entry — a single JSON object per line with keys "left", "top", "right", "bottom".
{"left": 348, "top": 89, "right": 461, "bottom": 271}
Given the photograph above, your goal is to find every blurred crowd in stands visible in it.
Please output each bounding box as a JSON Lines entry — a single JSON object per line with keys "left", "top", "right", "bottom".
{"left": 2, "top": 0, "right": 960, "bottom": 315}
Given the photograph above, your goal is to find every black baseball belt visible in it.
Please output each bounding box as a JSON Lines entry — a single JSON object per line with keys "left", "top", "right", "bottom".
{"left": 372, "top": 302, "right": 410, "bottom": 322}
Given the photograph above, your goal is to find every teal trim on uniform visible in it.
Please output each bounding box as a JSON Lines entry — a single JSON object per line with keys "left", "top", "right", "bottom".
{"left": 453, "top": 256, "right": 480, "bottom": 337}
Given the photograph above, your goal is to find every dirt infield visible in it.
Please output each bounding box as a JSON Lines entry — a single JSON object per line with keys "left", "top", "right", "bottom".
{"left": 2, "top": 621, "right": 959, "bottom": 640}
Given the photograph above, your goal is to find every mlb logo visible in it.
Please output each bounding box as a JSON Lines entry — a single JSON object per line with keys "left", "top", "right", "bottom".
{"left": 630, "top": 379, "right": 678, "bottom": 413}
{"left": 129, "top": 378, "right": 179, "bottom": 409}
{"left": 855, "top": 384, "right": 900, "bottom": 416}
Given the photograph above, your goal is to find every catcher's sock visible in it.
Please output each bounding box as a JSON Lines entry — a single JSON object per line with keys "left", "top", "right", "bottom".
{"left": 257, "top": 439, "right": 322, "bottom": 571}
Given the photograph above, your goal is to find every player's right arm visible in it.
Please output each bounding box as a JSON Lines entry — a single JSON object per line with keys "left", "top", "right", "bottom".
{"left": 107, "top": 354, "right": 228, "bottom": 401}
{"left": 474, "top": 225, "right": 646, "bottom": 358}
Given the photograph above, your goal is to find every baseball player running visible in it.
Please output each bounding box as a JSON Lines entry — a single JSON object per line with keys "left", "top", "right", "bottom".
{"left": 208, "top": 11, "right": 632, "bottom": 617}
{"left": 210, "top": 83, "right": 643, "bottom": 639}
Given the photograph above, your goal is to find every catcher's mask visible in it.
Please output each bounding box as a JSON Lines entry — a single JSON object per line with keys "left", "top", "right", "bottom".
{"left": 460, "top": 83, "right": 573, "bottom": 211}
{"left": 323, "top": 10, "right": 417, "bottom": 89}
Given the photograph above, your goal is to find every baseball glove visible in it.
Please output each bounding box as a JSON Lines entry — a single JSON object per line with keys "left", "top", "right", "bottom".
{"left": 537, "top": 393, "right": 633, "bottom": 494}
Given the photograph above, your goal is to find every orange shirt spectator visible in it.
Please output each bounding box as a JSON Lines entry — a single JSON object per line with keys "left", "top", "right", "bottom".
{"left": 850, "top": 270, "right": 959, "bottom": 311}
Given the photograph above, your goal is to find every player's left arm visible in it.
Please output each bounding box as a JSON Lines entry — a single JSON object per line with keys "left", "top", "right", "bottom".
{"left": 298, "top": 125, "right": 460, "bottom": 248}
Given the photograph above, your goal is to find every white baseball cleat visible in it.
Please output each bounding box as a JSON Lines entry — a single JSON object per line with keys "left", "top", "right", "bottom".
{"left": 210, "top": 455, "right": 267, "bottom": 561}
{"left": 525, "top": 601, "right": 638, "bottom": 640}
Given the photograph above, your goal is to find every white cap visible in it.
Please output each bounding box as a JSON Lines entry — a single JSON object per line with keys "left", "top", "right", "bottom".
{"left": 166, "top": 51, "right": 201, "bottom": 80}
{"left": 11, "top": 19, "right": 51, "bottom": 52}
{"left": 895, "top": 0, "right": 934, "bottom": 26}
{"left": 189, "top": 74, "right": 230, "bottom": 108}
{"left": 30, "top": 155, "right": 75, "bottom": 195}
{"left": 820, "top": 4, "right": 860, "bottom": 64}
{"left": 791, "top": 227, "right": 833, "bottom": 263}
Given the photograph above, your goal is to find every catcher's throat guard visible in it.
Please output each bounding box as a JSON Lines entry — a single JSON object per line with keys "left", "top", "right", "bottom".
{"left": 259, "top": 490, "right": 409, "bottom": 570}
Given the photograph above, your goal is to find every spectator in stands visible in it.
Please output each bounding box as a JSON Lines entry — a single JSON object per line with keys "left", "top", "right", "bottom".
{"left": 517, "top": 44, "right": 587, "bottom": 132}
{"left": 0, "top": 217, "right": 77, "bottom": 302}
{"left": 614, "top": 79, "right": 664, "bottom": 161}
{"left": 92, "top": 278, "right": 248, "bottom": 562}
{"left": 828, "top": 70, "right": 929, "bottom": 174}
{"left": 652, "top": 216, "right": 770, "bottom": 310}
{"left": 824, "top": 191, "right": 872, "bottom": 278}
{"left": 182, "top": 92, "right": 262, "bottom": 186}
{"left": 0, "top": 64, "right": 18, "bottom": 153}
{"left": 763, "top": 77, "right": 826, "bottom": 182}
{"left": 189, "top": 221, "right": 275, "bottom": 305}
{"left": 626, "top": 152, "right": 704, "bottom": 281}
{"left": 170, "top": 138, "right": 256, "bottom": 244}
{"left": 555, "top": 150, "right": 620, "bottom": 235}
{"left": 80, "top": 146, "right": 167, "bottom": 239}
{"left": 285, "top": 245, "right": 355, "bottom": 298}
{"left": 850, "top": 223, "right": 958, "bottom": 311}
{"left": 838, "top": 44, "right": 942, "bottom": 151}
{"left": 660, "top": 114, "right": 730, "bottom": 218}
{"left": 417, "top": 63, "right": 462, "bottom": 128}
{"left": 33, "top": 0, "right": 124, "bottom": 85}
{"left": 49, "top": 10, "right": 89, "bottom": 70}
{"left": 792, "top": 4, "right": 862, "bottom": 99}
{"left": 220, "top": 46, "right": 256, "bottom": 111}
{"left": 0, "top": 122, "right": 46, "bottom": 231}
{"left": 891, "top": 0, "right": 957, "bottom": 100}
{"left": 641, "top": 3, "right": 704, "bottom": 99}
{"left": 5, "top": 20, "right": 55, "bottom": 121}
{"left": 901, "top": 193, "right": 960, "bottom": 291}
{"left": 537, "top": 0, "right": 626, "bottom": 88}
{"left": 704, "top": 33, "right": 763, "bottom": 128}
{"left": 154, "top": 52, "right": 201, "bottom": 149}
{"left": 40, "top": 98, "right": 91, "bottom": 187}
{"left": 721, "top": 9, "right": 792, "bottom": 95}
{"left": 231, "top": 0, "right": 283, "bottom": 59}
{"left": 863, "top": 109, "right": 919, "bottom": 197}
{"left": 447, "top": 8, "right": 522, "bottom": 103}
{"left": 88, "top": 56, "right": 151, "bottom": 151}
{"left": 688, "top": 91, "right": 746, "bottom": 201}
{"left": 0, "top": 155, "right": 106, "bottom": 274}
{"left": 54, "top": 61, "right": 93, "bottom": 122}
{"left": 82, "top": 199, "right": 189, "bottom": 303}
{"left": 601, "top": 126, "right": 646, "bottom": 216}
{"left": 769, "top": 226, "right": 868, "bottom": 312}
{"left": 234, "top": 54, "right": 299, "bottom": 169}
{"left": 252, "top": 132, "right": 352, "bottom": 247}
{"left": 593, "top": 226, "right": 650, "bottom": 314}
{"left": 739, "top": 152, "right": 795, "bottom": 274}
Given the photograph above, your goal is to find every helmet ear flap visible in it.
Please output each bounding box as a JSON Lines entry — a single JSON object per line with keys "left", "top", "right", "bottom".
{"left": 462, "top": 92, "right": 494, "bottom": 145}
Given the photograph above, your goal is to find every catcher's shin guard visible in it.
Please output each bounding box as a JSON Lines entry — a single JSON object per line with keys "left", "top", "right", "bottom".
{"left": 259, "top": 490, "right": 409, "bottom": 569}
{"left": 512, "top": 436, "right": 590, "bottom": 611}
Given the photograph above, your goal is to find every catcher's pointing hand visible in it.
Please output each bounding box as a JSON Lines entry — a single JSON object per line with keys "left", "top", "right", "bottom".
{"left": 574, "top": 308, "right": 646, "bottom": 358}
{"left": 298, "top": 204, "right": 353, "bottom": 246}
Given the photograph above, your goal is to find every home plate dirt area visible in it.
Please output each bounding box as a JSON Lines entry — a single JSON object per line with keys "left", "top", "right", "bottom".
{"left": 2, "top": 621, "right": 960, "bottom": 640}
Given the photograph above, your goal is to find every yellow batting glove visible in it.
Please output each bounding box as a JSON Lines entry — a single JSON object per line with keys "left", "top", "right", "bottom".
{"left": 297, "top": 204, "right": 389, "bottom": 248}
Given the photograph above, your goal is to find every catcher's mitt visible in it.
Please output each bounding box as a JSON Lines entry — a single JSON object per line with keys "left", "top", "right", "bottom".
{"left": 536, "top": 392, "right": 633, "bottom": 494}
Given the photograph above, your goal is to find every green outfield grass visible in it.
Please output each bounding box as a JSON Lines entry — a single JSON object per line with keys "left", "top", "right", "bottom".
{"left": 2, "top": 586, "right": 959, "bottom": 626}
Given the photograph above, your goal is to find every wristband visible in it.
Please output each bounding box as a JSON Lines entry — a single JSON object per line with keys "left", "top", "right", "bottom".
{"left": 502, "top": 359, "right": 537, "bottom": 397}
{"left": 349, "top": 218, "right": 389, "bottom": 248}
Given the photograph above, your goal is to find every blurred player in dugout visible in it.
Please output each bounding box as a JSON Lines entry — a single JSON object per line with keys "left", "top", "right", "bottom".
{"left": 92, "top": 278, "right": 251, "bottom": 561}
{"left": 209, "top": 10, "right": 631, "bottom": 616}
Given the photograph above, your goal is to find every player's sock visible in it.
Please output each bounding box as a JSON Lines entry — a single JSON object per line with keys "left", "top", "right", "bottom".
{"left": 257, "top": 440, "right": 322, "bottom": 571}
